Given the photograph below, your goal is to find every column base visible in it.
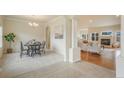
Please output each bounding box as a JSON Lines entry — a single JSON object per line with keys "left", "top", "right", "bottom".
{"left": 116, "top": 55, "right": 124, "bottom": 77}
{"left": 115, "top": 51, "right": 124, "bottom": 78}
{"left": 69, "top": 48, "right": 80, "bottom": 63}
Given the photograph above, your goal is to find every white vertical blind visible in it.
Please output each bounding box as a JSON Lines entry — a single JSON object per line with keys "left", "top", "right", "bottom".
{"left": 0, "top": 27, "right": 2, "bottom": 48}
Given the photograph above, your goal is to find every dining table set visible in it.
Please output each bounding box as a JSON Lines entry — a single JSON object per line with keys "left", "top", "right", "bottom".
{"left": 20, "top": 40, "right": 46, "bottom": 57}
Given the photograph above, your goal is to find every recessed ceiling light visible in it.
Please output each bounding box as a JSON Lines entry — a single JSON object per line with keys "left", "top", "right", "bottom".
{"left": 89, "top": 20, "right": 93, "bottom": 23}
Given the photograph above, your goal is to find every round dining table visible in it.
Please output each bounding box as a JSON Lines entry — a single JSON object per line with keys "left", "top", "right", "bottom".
{"left": 24, "top": 42, "right": 41, "bottom": 57}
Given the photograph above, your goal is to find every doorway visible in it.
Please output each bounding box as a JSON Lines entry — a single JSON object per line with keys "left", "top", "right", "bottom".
{"left": 77, "top": 15, "right": 121, "bottom": 70}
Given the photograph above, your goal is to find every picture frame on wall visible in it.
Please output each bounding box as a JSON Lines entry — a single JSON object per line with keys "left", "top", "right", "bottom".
{"left": 54, "top": 24, "right": 64, "bottom": 39}
{"left": 55, "top": 33, "right": 63, "bottom": 39}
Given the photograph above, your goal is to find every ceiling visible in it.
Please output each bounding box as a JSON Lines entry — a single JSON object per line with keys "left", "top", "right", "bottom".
{"left": 4, "top": 15, "right": 121, "bottom": 27}
{"left": 77, "top": 15, "right": 121, "bottom": 28}
{"left": 5, "top": 15, "right": 58, "bottom": 22}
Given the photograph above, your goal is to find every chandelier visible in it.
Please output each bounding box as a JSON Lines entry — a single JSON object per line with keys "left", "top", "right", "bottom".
{"left": 27, "top": 15, "right": 40, "bottom": 27}
{"left": 28, "top": 22, "right": 39, "bottom": 27}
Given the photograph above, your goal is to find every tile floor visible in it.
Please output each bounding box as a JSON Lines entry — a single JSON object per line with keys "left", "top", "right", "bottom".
{"left": 0, "top": 51, "right": 115, "bottom": 78}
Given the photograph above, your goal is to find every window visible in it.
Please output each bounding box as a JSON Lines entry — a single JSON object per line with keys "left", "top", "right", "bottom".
{"left": 91, "top": 33, "right": 99, "bottom": 41}
{"left": 116, "top": 32, "right": 120, "bottom": 42}
{"left": 82, "top": 34, "right": 86, "bottom": 40}
{"left": 102, "top": 31, "right": 112, "bottom": 36}
{"left": 96, "top": 33, "right": 99, "bottom": 41}
{"left": 92, "top": 33, "right": 95, "bottom": 41}
{"left": 82, "top": 33, "right": 88, "bottom": 40}
{"left": 0, "top": 27, "right": 2, "bottom": 48}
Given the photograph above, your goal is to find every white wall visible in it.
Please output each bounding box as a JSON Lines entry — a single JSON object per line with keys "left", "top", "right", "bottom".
{"left": 48, "top": 16, "right": 66, "bottom": 55}
{"left": 0, "top": 27, "right": 2, "bottom": 58}
{"left": 116, "top": 16, "right": 124, "bottom": 77}
{"left": 47, "top": 16, "right": 72, "bottom": 62}
{"left": 3, "top": 18, "right": 46, "bottom": 53}
{"left": 0, "top": 16, "right": 3, "bottom": 58}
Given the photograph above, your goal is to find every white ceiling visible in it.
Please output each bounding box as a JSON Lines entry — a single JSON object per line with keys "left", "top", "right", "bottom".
{"left": 5, "top": 15, "right": 58, "bottom": 22}
{"left": 4, "top": 15, "right": 121, "bottom": 27}
{"left": 77, "top": 15, "right": 121, "bottom": 28}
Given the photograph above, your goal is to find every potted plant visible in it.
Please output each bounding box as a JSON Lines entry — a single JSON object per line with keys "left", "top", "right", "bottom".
{"left": 4, "top": 33, "right": 16, "bottom": 53}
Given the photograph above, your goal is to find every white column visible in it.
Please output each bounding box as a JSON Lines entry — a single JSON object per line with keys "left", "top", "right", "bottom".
{"left": 69, "top": 17, "right": 80, "bottom": 63}
{"left": 64, "top": 17, "right": 68, "bottom": 62}
{"left": 120, "top": 16, "right": 124, "bottom": 58}
{"left": 72, "top": 18, "right": 78, "bottom": 48}
{"left": 116, "top": 15, "right": 124, "bottom": 77}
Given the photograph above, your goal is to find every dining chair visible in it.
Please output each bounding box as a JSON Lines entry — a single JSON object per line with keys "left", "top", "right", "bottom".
{"left": 35, "top": 44, "right": 41, "bottom": 55}
{"left": 31, "top": 45, "right": 38, "bottom": 57}
{"left": 40, "top": 41, "right": 46, "bottom": 54}
{"left": 20, "top": 41, "right": 28, "bottom": 58}
{"left": 27, "top": 45, "right": 34, "bottom": 57}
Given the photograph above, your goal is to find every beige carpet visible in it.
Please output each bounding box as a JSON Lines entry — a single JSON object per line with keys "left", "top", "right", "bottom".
{"left": 0, "top": 51, "right": 115, "bottom": 78}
